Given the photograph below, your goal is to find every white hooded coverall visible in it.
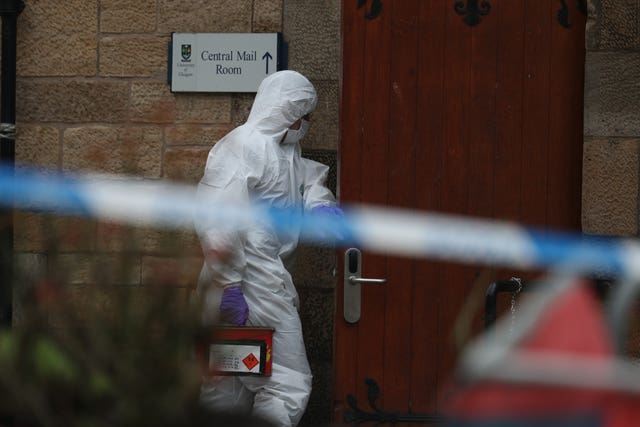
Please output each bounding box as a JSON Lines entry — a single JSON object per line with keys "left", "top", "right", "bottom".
{"left": 195, "top": 70, "right": 336, "bottom": 427}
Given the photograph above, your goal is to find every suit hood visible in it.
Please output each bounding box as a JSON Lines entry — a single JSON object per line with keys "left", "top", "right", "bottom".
{"left": 245, "top": 70, "right": 317, "bottom": 141}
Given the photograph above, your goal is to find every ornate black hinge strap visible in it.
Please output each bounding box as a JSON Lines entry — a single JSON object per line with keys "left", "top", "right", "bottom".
{"left": 558, "top": 0, "right": 588, "bottom": 29}
{"left": 454, "top": 0, "right": 492, "bottom": 27}
{"left": 357, "top": 0, "right": 382, "bottom": 20}
{"left": 577, "top": 0, "right": 588, "bottom": 16}
{"left": 344, "top": 378, "right": 447, "bottom": 424}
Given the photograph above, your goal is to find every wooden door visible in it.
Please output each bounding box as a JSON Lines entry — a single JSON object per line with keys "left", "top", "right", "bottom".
{"left": 334, "top": 0, "right": 586, "bottom": 423}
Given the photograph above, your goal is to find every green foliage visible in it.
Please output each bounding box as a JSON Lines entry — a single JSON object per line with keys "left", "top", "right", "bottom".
{"left": 2, "top": 222, "right": 272, "bottom": 427}
{"left": 0, "top": 282, "right": 208, "bottom": 427}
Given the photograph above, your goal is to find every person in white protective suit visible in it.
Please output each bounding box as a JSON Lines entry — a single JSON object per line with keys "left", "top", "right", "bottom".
{"left": 194, "top": 70, "right": 343, "bottom": 427}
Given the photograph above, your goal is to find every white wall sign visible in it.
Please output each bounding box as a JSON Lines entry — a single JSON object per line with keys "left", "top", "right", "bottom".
{"left": 169, "top": 33, "right": 282, "bottom": 93}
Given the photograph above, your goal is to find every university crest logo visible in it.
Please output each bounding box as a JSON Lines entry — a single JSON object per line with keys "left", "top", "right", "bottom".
{"left": 181, "top": 44, "right": 192, "bottom": 62}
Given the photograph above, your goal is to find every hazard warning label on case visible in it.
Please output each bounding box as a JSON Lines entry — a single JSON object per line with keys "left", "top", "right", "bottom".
{"left": 210, "top": 343, "right": 262, "bottom": 374}
{"left": 242, "top": 353, "right": 259, "bottom": 370}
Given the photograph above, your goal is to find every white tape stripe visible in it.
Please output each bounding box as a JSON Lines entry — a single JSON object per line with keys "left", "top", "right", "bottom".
{"left": 80, "top": 179, "right": 199, "bottom": 228}
{"left": 351, "top": 206, "right": 538, "bottom": 267}
{"left": 621, "top": 241, "right": 640, "bottom": 280}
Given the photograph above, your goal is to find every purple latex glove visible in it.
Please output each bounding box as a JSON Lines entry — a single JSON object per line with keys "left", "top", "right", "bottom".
{"left": 311, "top": 205, "right": 345, "bottom": 241}
{"left": 312, "top": 205, "right": 344, "bottom": 218}
{"left": 219, "top": 285, "right": 249, "bottom": 326}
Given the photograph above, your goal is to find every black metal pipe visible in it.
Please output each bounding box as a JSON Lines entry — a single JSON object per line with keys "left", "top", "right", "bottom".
{"left": 484, "top": 280, "right": 528, "bottom": 330}
{"left": 484, "top": 277, "right": 611, "bottom": 330}
{"left": 0, "top": 0, "right": 24, "bottom": 328}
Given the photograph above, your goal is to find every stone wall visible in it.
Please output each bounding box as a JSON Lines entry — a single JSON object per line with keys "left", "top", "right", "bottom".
{"left": 583, "top": 0, "right": 640, "bottom": 236}
{"left": 283, "top": 1, "right": 340, "bottom": 424}
{"left": 12, "top": 0, "right": 340, "bottom": 425}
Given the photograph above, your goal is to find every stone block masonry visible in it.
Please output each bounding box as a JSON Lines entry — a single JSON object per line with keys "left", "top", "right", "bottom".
{"left": 582, "top": 0, "right": 640, "bottom": 237}
{"left": 14, "top": 0, "right": 286, "bottom": 289}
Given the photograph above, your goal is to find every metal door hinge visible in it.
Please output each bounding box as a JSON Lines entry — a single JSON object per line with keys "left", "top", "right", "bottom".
{"left": 344, "top": 378, "right": 447, "bottom": 424}
{"left": 357, "top": 0, "right": 382, "bottom": 20}
{"left": 454, "top": 0, "right": 492, "bottom": 27}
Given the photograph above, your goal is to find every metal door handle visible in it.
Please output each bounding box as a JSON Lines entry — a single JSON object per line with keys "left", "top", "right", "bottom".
{"left": 348, "top": 276, "right": 386, "bottom": 285}
{"left": 344, "top": 248, "right": 386, "bottom": 323}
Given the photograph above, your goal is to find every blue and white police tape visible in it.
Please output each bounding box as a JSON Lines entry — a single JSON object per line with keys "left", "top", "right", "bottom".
{"left": 1, "top": 163, "right": 639, "bottom": 279}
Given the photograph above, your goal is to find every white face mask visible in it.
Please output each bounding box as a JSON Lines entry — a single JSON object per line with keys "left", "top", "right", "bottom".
{"left": 282, "top": 118, "right": 310, "bottom": 144}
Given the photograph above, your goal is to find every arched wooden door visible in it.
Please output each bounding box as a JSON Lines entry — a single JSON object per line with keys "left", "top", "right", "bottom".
{"left": 334, "top": 0, "right": 586, "bottom": 423}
